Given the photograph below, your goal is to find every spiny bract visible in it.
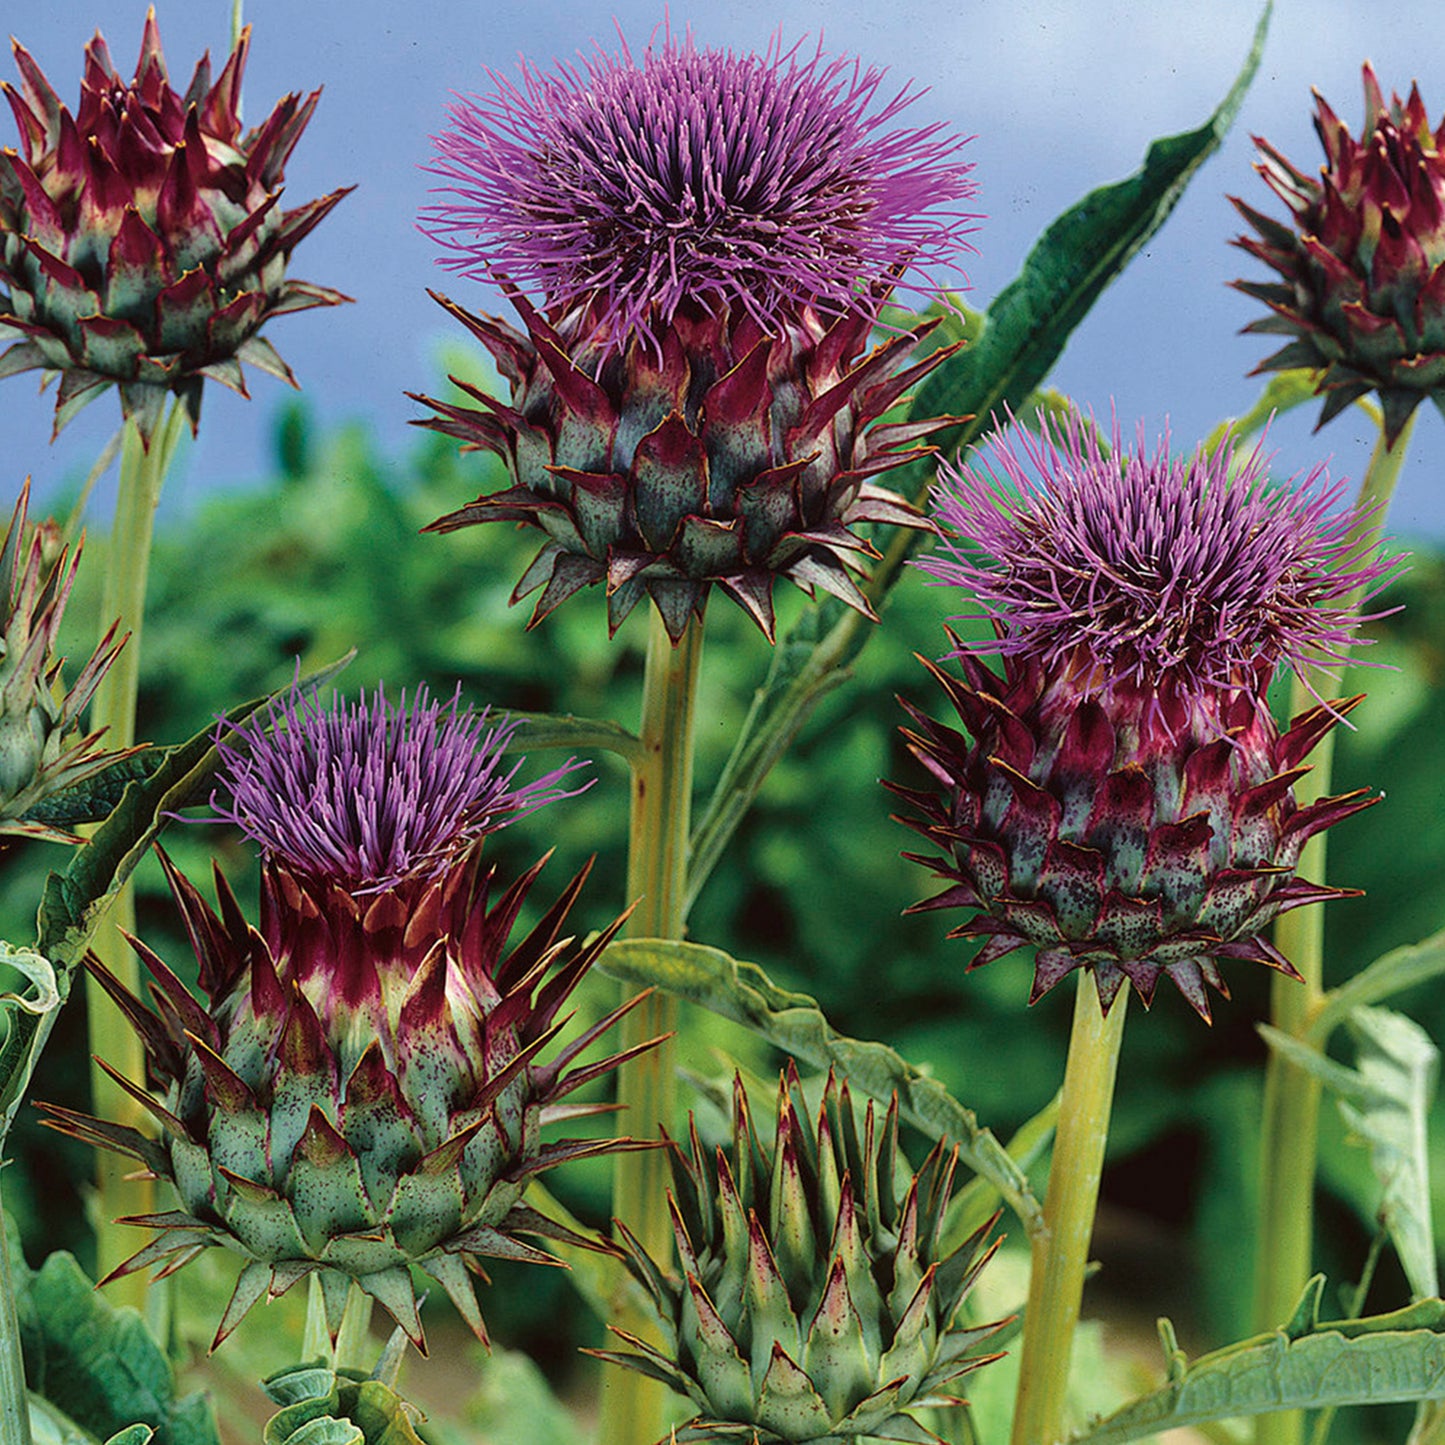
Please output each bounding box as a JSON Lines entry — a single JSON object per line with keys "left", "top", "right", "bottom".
{"left": 0, "top": 9, "right": 351, "bottom": 444}
{"left": 0, "top": 479, "right": 132, "bottom": 841}
{"left": 592, "top": 1066, "right": 1007, "bottom": 1444}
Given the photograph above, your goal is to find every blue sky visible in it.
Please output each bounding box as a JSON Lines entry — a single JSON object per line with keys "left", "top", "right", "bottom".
{"left": 9, "top": 1, "right": 1445, "bottom": 539}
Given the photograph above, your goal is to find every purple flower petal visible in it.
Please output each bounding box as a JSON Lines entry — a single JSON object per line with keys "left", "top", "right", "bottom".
{"left": 422, "top": 25, "right": 978, "bottom": 344}
{"left": 211, "top": 682, "right": 588, "bottom": 891}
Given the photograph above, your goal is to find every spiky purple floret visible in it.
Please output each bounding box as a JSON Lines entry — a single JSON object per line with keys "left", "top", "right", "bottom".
{"left": 423, "top": 26, "right": 977, "bottom": 344}
{"left": 917, "top": 409, "right": 1393, "bottom": 714}
{"left": 211, "top": 683, "right": 587, "bottom": 891}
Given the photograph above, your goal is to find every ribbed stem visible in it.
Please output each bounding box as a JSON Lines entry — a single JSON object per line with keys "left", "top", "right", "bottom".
{"left": 1010, "top": 973, "right": 1128, "bottom": 1445}
{"left": 84, "top": 405, "right": 185, "bottom": 1300}
{"left": 0, "top": 1172, "right": 32, "bottom": 1445}
{"left": 1252, "top": 411, "right": 1412, "bottom": 1445}
{"left": 598, "top": 610, "right": 702, "bottom": 1445}
{"left": 303, "top": 1276, "right": 374, "bottom": 1373}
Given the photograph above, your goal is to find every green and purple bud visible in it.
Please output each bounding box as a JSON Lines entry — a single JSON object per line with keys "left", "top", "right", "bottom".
{"left": 415, "top": 28, "right": 978, "bottom": 641}
{"left": 1233, "top": 64, "right": 1445, "bottom": 445}
{"left": 0, "top": 9, "right": 352, "bottom": 444}
{"left": 43, "top": 686, "right": 652, "bottom": 1352}
{"left": 892, "top": 409, "right": 1391, "bottom": 1019}
{"left": 593, "top": 1064, "right": 1007, "bottom": 1444}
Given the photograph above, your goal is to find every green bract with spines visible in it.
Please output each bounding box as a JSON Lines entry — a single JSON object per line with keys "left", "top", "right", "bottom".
{"left": 0, "top": 480, "right": 133, "bottom": 841}
{"left": 593, "top": 1065, "right": 1007, "bottom": 1444}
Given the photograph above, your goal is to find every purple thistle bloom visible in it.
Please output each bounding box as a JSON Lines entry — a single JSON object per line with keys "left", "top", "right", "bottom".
{"left": 211, "top": 682, "right": 588, "bottom": 892}
{"left": 423, "top": 25, "right": 977, "bottom": 344}
{"left": 917, "top": 411, "right": 1391, "bottom": 717}
{"left": 892, "top": 407, "right": 1392, "bottom": 1019}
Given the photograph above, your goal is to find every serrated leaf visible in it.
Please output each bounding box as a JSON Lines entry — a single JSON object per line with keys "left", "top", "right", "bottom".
{"left": 7, "top": 1223, "right": 220, "bottom": 1445}
{"left": 17, "top": 752, "right": 165, "bottom": 828}
{"left": 906, "top": 1, "right": 1270, "bottom": 455}
{"left": 260, "top": 1361, "right": 426, "bottom": 1445}
{"left": 599, "top": 937, "right": 1043, "bottom": 1236}
{"left": 1072, "top": 1290, "right": 1445, "bottom": 1445}
{"left": 505, "top": 711, "right": 642, "bottom": 763}
{"left": 1313, "top": 926, "right": 1445, "bottom": 1043}
{"left": 1262, "top": 1007, "right": 1439, "bottom": 1301}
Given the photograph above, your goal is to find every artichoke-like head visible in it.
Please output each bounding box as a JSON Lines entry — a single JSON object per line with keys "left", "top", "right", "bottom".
{"left": 0, "top": 9, "right": 352, "bottom": 444}
{"left": 42, "top": 684, "right": 649, "bottom": 1352}
{"left": 1233, "top": 64, "right": 1445, "bottom": 445}
{"left": 894, "top": 410, "right": 1391, "bottom": 1019}
{"left": 416, "top": 28, "right": 978, "bottom": 642}
{"left": 0, "top": 479, "right": 132, "bottom": 841}
{"left": 594, "top": 1066, "right": 1007, "bottom": 1444}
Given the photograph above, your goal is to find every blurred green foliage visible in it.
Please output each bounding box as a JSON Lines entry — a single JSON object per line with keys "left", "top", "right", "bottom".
{"left": 3, "top": 391, "right": 1444, "bottom": 1398}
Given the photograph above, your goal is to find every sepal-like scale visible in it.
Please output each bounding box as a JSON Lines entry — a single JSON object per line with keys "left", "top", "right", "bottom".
{"left": 0, "top": 479, "right": 133, "bottom": 840}
{"left": 42, "top": 847, "right": 652, "bottom": 1353}
{"left": 417, "top": 288, "right": 956, "bottom": 642}
{"left": 0, "top": 10, "right": 352, "bottom": 442}
{"left": 591, "top": 1065, "right": 1007, "bottom": 1444}
{"left": 1233, "top": 64, "right": 1445, "bottom": 444}
{"left": 891, "top": 639, "right": 1377, "bottom": 1020}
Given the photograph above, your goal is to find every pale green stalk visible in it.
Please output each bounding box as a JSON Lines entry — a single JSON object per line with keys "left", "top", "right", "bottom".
{"left": 230, "top": 0, "right": 245, "bottom": 50}
{"left": 303, "top": 1276, "right": 374, "bottom": 1373}
{"left": 1010, "top": 973, "right": 1129, "bottom": 1445}
{"left": 1253, "top": 409, "right": 1413, "bottom": 1445}
{"left": 0, "top": 1178, "right": 30, "bottom": 1445}
{"left": 597, "top": 610, "right": 702, "bottom": 1445}
{"left": 85, "top": 403, "right": 186, "bottom": 1301}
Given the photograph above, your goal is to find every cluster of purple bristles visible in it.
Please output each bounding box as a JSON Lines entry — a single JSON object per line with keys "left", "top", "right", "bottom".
{"left": 424, "top": 27, "right": 978, "bottom": 343}
{"left": 211, "top": 684, "right": 587, "bottom": 892}
{"left": 920, "top": 410, "right": 1391, "bottom": 710}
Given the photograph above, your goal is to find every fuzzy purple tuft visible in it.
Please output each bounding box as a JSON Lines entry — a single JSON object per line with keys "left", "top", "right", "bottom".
{"left": 918, "top": 410, "right": 1391, "bottom": 716}
{"left": 211, "top": 683, "right": 587, "bottom": 892}
{"left": 423, "top": 26, "right": 977, "bottom": 344}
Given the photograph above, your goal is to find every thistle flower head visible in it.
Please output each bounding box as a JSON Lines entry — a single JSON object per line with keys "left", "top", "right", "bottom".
{"left": 0, "top": 9, "right": 351, "bottom": 443}
{"left": 424, "top": 26, "right": 976, "bottom": 345}
{"left": 1233, "top": 64, "right": 1445, "bottom": 445}
{"left": 211, "top": 683, "right": 587, "bottom": 894}
{"left": 893, "top": 409, "right": 1389, "bottom": 1018}
{"left": 595, "top": 1064, "right": 1007, "bottom": 1443}
{"left": 918, "top": 411, "right": 1388, "bottom": 723}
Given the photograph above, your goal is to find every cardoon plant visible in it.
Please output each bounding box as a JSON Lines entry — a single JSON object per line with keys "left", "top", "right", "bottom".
{"left": 894, "top": 407, "right": 1391, "bottom": 1445}
{"left": 43, "top": 685, "right": 654, "bottom": 1352}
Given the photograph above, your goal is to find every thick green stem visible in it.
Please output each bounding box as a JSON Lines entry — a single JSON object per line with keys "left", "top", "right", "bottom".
{"left": 598, "top": 611, "right": 702, "bottom": 1445}
{"left": 0, "top": 1173, "right": 31, "bottom": 1445}
{"left": 1010, "top": 974, "right": 1128, "bottom": 1445}
{"left": 84, "top": 406, "right": 185, "bottom": 1299}
{"left": 1252, "top": 411, "right": 1413, "bottom": 1445}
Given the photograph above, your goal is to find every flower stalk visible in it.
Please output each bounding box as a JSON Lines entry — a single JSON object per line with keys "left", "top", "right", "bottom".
{"left": 84, "top": 402, "right": 185, "bottom": 1298}
{"left": 0, "top": 1176, "right": 31, "bottom": 1445}
{"left": 1010, "top": 973, "right": 1128, "bottom": 1445}
{"left": 600, "top": 610, "right": 702, "bottom": 1445}
{"left": 1253, "top": 408, "right": 1413, "bottom": 1445}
